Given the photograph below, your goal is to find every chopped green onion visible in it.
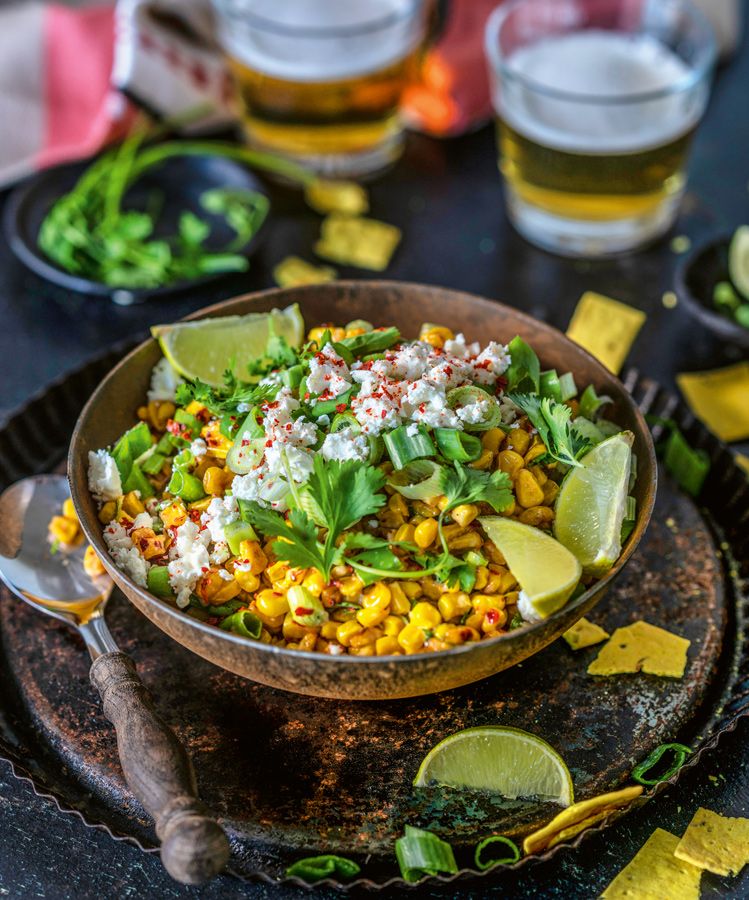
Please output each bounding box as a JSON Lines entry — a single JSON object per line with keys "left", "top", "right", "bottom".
{"left": 474, "top": 835, "right": 520, "bottom": 870}
{"left": 338, "top": 326, "right": 400, "bottom": 357}
{"left": 224, "top": 521, "right": 259, "bottom": 555}
{"left": 632, "top": 743, "right": 691, "bottom": 785}
{"left": 663, "top": 427, "right": 709, "bottom": 498}
{"left": 123, "top": 463, "right": 155, "bottom": 499}
{"left": 147, "top": 566, "right": 173, "bottom": 597}
{"left": 202, "top": 598, "right": 244, "bottom": 617}
{"left": 167, "top": 468, "right": 205, "bottom": 502}
{"left": 174, "top": 408, "right": 201, "bottom": 438}
{"left": 285, "top": 855, "right": 361, "bottom": 882}
{"left": 288, "top": 586, "right": 328, "bottom": 627}
{"left": 219, "top": 610, "right": 263, "bottom": 639}
{"left": 505, "top": 336, "right": 540, "bottom": 394}
{"left": 540, "top": 369, "right": 562, "bottom": 403}
{"left": 464, "top": 549, "right": 487, "bottom": 568}
{"left": 308, "top": 387, "right": 354, "bottom": 420}
{"left": 384, "top": 424, "right": 436, "bottom": 469}
{"left": 282, "top": 364, "right": 304, "bottom": 391}
{"left": 395, "top": 826, "right": 458, "bottom": 883}
{"left": 155, "top": 432, "right": 179, "bottom": 455}
{"left": 226, "top": 435, "right": 264, "bottom": 475}
{"left": 559, "top": 372, "right": 578, "bottom": 402}
{"left": 140, "top": 452, "right": 166, "bottom": 475}
{"left": 447, "top": 386, "right": 501, "bottom": 432}
{"left": 219, "top": 413, "right": 240, "bottom": 440}
{"left": 388, "top": 460, "right": 445, "bottom": 500}
{"left": 621, "top": 496, "right": 637, "bottom": 542}
{"left": 112, "top": 421, "right": 155, "bottom": 484}
{"left": 433, "top": 428, "right": 482, "bottom": 462}
{"left": 579, "top": 385, "right": 611, "bottom": 420}
{"left": 330, "top": 411, "right": 361, "bottom": 433}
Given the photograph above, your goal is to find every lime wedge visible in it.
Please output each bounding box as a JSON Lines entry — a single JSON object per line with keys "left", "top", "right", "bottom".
{"left": 553, "top": 432, "right": 634, "bottom": 576}
{"left": 413, "top": 726, "right": 574, "bottom": 807}
{"left": 729, "top": 225, "right": 749, "bottom": 301}
{"left": 152, "top": 303, "right": 305, "bottom": 386}
{"left": 479, "top": 517, "right": 582, "bottom": 618}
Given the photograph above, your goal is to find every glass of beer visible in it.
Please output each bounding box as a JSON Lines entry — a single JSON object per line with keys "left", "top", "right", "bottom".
{"left": 212, "top": 0, "right": 429, "bottom": 177}
{"left": 485, "top": 0, "right": 717, "bottom": 256}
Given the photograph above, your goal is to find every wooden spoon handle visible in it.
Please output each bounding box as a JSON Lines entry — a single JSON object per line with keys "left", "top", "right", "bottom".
{"left": 89, "top": 651, "right": 230, "bottom": 884}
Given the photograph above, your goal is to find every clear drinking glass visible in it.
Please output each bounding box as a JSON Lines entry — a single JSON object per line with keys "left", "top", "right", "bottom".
{"left": 485, "top": 0, "right": 717, "bottom": 256}
{"left": 212, "top": 0, "right": 429, "bottom": 178}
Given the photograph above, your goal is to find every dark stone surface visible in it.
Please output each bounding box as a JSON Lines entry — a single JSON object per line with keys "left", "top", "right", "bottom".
{"left": 0, "top": 20, "right": 748, "bottom": 900}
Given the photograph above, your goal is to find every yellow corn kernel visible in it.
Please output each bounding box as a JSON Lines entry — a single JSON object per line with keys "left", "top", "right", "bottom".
{"left": 200, "top": 420, "right": 232, "bottom": 459}
{"left": 152, "top": 400, "right": 176, "bottom": 431}
{"left": 350, "top": 643, "right": 377, "bottom": 656}
{"left": 482, "top": 607, "right": 508, "bottom": 632}
{"left": 447, "top": 531, "right": 483, "bottom": 552}
{"left": 378, "top": 507, "right": 405, "bottom": 528}
{"left": 203, "top": 466, "right": 228, "bottom": 496}
{"left": 376, "top": 636, "right": 401, "bottom": 656}
{"left": 401, "top": 581, "right": 422, "bottom": 599}
{"left": 389, "top": 582, "right": 410, "bottom": 615}
{"left": 463, "top": 611, "right": 484, "bottom": 631}
{"left": 362, "top": 583, "right": 392, "bottom": 609}
{"left": 256, "top": 589, "right": 289, "bottom": 618}
{"left": 184, "top": 400, "right": 207, "bottom": 417}
{"left": 414, "top": 518, "right": 438, "bottom": 549}
{"left": 357, "top": 605, "right": 389, "bottom": 628}
{"left": 121, "top": 491, "right": 146, "bottom": 517}
{"left": 515, "top": 469, "right": 545, "bottom": 508}
{"left": 351, "top": 628, "right": 383, "bottom": 650}
{"left": 474, "top": 566, "right": 489, "bottom": 591}
{"left": 529, "top": 466, "right": 548, "bottom": 486}
{"left": 234, "top": 569, "right": 260, "bottom": 593}
{"left": 450, "top": 503, "right": 479, "bottom": 528}
{"left": 267, "top": 560, "right": 291, "bottom": 585}
{"left": 188, "top": 497, "right": 212, "bottom": 512}
{"left": 339, "top": 575, "right": 365, "bottom": 598}
{"left": 420, "top": 577, "right": 442, "bottom": 600}
{"left": 397, "top": 623, "right": 426, "bottom": 653}
{"left": 441, "top": 523, "right": 465, "bottom": 541}
{"left": 98, "top": 501, "right": 117, "bottom": 524}
{"left": 49, "top": 515, "right": 79, "bottom": 545}
{"left": 438, "top": 592, "right": 472, "bottom": 621}
{"left": 388, "top": 493, "right": 409, "bottom": 517}
{"left": 409, "top": 601, "right": 442, "bottom": 629}
{"left": 506, "top": 428, "right": 531, "bottom": 456}
{"left": 298, "top": 632, "right": 318, "bottom": 652}
{"left": 83, "top": 545, "right": 106, "bottom": 578}
{"left": 61, "top": 498, "right": 77, "bottom": 522}
{"left": 524, "top": 442, "right": 548, "bottom": 466}
{"left": 282, "top": 614, "right": 308, "bottom": 642}
{"left": 470, "top": 449, "right": 494, "bottom": 470}
{"left": 394, "top": 523, "right": 416, "bottom": 544}
{"left": 419, "top": 324, "right": 454, "bottom": 348}
{"left": 483, "top": 571, "right": 505, "bottom": 594}
{"left": 238, "top": 540, "right": 268, "bottom": 575}
{"left": 481, "top": 428, "right": 504, "bottom": 454}
{"left": 321, "top": 621, "right": 340, "bottom": 641}
{"left": 497, "top": 449, "right": 525, "bottom": 479}
{"left": 302, "top": 569, "right": 326, "bottom": 597}
{"left": 505, "top": 591, "right": 520, "bottom": 607}
{"left": 499, "top": 571, "right": 518, "bottom": 593}
{"left": 213, "top": 579, "right": 242, "bottom": 604}
{"left": 499, "top": 499, "right": 517, "bottom": 518}
{"left": 137, "top": 405, "right": 149, "bottom": 421}
{"left": 131, "top": 528, "right": 169, "bottom": 561}
{"left": 473, "top": 592, "right": 506, "bottom": 610}
{"left": 542, "top": 480, "right": 560, "bottom": 505}
{"left": 518, "top": 506, "right": 555, "bottom": 528}
{"left": 254, "top": 608, "right": 285, "bottom": 631}
{"left": 160, "top": 500, "right": 187, "bottom": 529}
{"left": 383, "top": 615, "right": 405, "bottom": 637}
{"left": 444, "top": 625, "right": 480, "bottom": 644}
{"left": 336, "top": 620, "right": 364, "bottom": 647}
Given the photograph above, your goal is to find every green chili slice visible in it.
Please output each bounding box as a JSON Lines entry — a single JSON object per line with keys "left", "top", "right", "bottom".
{"left": 632, "top": 743, "right": 692, "bottom": 785}
{"left": 384, "top": 424, "right": 436, "bottom": 469}
{"left": 663, "top": 427, "right": 709, "bottom": 498}
{"left": 147, "top": 566, "right": 173, "bottom": 597}
{"left": 285, "top": 855, "right": 361, "bottom": 882}
{"left": 433, "top": 428, "right": 482, "bottom": 462}
{"left": 579, "top": 385, "right": 611, "bottom": 420}
{"left": 474, "top": 835, "right": 521, "bottom": 871}
{"left": 558, "top": 372, "right": 578, "bottom": 402}
{"left": 395, "top": 825, "right": 458, "bottom": 883}
{"left": 219, "top": 610, "right": 263, "bottom": 640}
{"left": 540, "top": 369, "right": 562, "bottom": 403}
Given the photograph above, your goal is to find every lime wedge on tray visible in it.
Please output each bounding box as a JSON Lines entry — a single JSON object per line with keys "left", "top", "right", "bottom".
{"left": 152, "top": 303, "right": 305, "bottom": 386}
{"left": 729, "top": 225, "right": 749, "bottom": 300}
{"left": 479, "top": 517, "right": 582, "bottom": 619}
{"left": 553, "top": 432, "right": 634, "bottom": 576}
{"left": 414, "top": 726, "right": 574, "bottom": 807}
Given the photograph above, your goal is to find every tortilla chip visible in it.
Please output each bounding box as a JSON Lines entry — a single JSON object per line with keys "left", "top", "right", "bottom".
{"left": 677, "top": 362, "right": 749, "bottom": 443}
{"left": 674, "top": 807, "right": 749, "bottom": 876}
{"left": 315, "top": 215, "right": 401, "bottom": 271}
{"left": 305, "top": 179, "right": 369, "bottom": 215}
{"left": 273, "top": 256, "right": 337, "bottom": 288}
{"left": 563, "top": 618, "right": 609, "bottom": 650}
{"left": 566, "top": 292, "right": 646, "bottom": 375}
{"left": 602, "top": 829, "right": 702, "bottom": 899}
{"left": 587, "top": 621, "right": 690, "bottom": 678}
{"left": 523, "top": 786, "right": 643, "bottom": 855}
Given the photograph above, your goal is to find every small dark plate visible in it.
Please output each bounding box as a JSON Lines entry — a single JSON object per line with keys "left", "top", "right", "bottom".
{"left": 3, "top": 154, "right": 270, "bottom": 306}
{"left": 675, "top": 234, "right": 749, "bottom": 351}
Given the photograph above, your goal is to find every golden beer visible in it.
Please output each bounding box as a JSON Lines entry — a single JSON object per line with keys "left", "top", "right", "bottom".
{"left": 215, "top": 0, "right": 427, "bottom": 176}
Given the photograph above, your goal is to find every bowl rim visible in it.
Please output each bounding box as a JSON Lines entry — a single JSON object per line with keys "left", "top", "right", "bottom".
{"left": 69, "top": 281, "right": 657, "bottom": 667}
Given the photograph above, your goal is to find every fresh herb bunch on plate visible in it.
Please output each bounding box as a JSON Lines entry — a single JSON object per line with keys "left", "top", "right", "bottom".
{"left": 85, "top": 306, "right": 638, "bottom": 655}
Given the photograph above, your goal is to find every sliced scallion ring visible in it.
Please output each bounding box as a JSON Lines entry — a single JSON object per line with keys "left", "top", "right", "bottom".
{"left": 388, "top": 460, "right": 446, "bottom": 501}
{"left": 384, "top": 424, "right": 436, "bottom": 469}
{"left": 474, "top": 835, "right": 521, "bottom": 871}
{"left": 433, "top": 427, "right": 482, "bottom": 462}
{"left": 447, "top": 386, "right": 501, "bottom": 432}
{"left": 632, "top": 743, "right": 691, "bottom": 785}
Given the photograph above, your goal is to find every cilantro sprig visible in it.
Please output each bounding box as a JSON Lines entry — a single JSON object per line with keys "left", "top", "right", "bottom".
{"left": 175, "top": 369, "right": 277, "bottom": 414}
{"left": 507, "top": 393, "right": 592, "bottom": 467}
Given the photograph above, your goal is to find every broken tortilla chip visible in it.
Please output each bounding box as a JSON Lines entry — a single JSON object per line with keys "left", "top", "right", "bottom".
{"left": 523, "top": 786, "right": 643, "bottom": 855}
{"left": 305, "top": 179, "right": 369, "bottom": 216}
{"left": 674, "top": 807, "right": 749, "bottom": 876}
{"left": 273, "top": 256, "right": 337, "bottom": 288}
{"left": 587, "top": 621, "right": 690, "bottom": 678}
{"left": 315, "top": 215, "right": 401, "bottom": 271}
{"left": 602, "top": 829, "right": 702, "bottom": 900}
{"left": 563, "top": 618, "right": 609, "bottom": 650}
{"left": 566, "top": 291, "right": 646, "bottom": 375}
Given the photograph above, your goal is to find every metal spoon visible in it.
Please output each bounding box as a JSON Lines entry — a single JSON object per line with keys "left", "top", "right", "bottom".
{"left": 0, "top": 474, "right": 230, "bottom": 885}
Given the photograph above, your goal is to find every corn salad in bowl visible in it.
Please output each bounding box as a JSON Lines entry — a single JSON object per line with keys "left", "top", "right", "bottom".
{"left": 85, "top": 306, "right": 637, "bottom": 658}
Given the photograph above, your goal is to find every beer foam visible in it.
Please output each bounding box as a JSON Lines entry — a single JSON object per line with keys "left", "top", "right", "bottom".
{"left": 220, "top": 0, "right": 421, "bottom": 83}
{"left": 499, "top": 31, "right": 703, "bottom": 153}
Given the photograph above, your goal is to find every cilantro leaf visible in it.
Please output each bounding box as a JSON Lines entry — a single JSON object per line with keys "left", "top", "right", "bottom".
{"left": 305, "top": 455, "right": 386, "bottom": 537}
{"left": 442, "top": 463, "right": 514, "bottom": 513}
{"left": 240, "top": 504, "right": 336, "bottom": 574}
{"left": 505, "top": 336, "right": 540, "bottom": 393}
{"left": 175, "top": 371, "right": 277, "bottom": 413}
{"left": 507, "top": 393, "right": 592, "bottom": 467}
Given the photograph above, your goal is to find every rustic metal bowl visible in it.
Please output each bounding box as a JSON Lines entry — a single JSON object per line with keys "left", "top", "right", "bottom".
{"left": 69, "top": 282, "right": 657, "bottom": 700}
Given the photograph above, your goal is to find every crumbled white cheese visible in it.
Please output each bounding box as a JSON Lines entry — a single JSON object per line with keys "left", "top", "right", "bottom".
{"left": 147, "top": 358, "right": 184, "bottom": 403}
{"left": 444, "top": 333, "right": 480, "bottom": 360}
{"left": 131, "top": 512, "right": 154, "bottom": 530}
{"left": 472, "top": 341, "right": 511, "bottom": 385}
{"left": 190, "top": 438, "right": 207, "bottom": 457}
{"left": 517, "top": 590, "right": 543, "bottom": 624}
{"left": 103, "top": 521, "right": 149, "bottom": 586}
{"left": 306, "top": 343, "right": 352, "bottom": 399}
{"left": 168, "top": 520, "right": 211, "bottom": 608}
{"left": 210, "top": 544, "right": 231, "bottom": 566}
{"left": 88, "top": 450, "right": 122, "bottom": 502}
{"left": 201, "top": 495, "right": 239, "bottom": 545}
{"left": 456, "top": 398, "right": 491, "bottom": 426}
{"left": 320, "top": 428, "right": 370, "bottom": 463}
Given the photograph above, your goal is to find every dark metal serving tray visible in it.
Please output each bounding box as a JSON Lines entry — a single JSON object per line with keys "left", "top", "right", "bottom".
{"left": 0, "top": 351, "right": 747, "bottom": 891}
